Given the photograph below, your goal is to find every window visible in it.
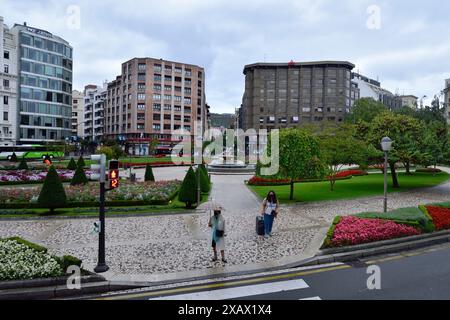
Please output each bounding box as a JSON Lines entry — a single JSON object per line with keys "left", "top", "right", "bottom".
{"left": 174, "top": 86, "right": 182, "bottom": 92}
{"left": 175, "top": 67, "right": 182, "bottom": 74}
{"left": 260, "top": 117, "right": 264, "bottom": 124}
{"left": 302, "top": 107, "right": 311, "bottom": 112}
{"left": 137, "top": 104, "right": 146, "bottom": 110}
{"left": 292, "top": 116, "right": 299, "bottom": 123}
{"left": 164, "top": 104, "right": 171, "bottom": 111}
{"left": 184, "top": 116, "right": 191, "bottom": 122}
{"left": 138, "top": 93, "right": 146, "bottom": 100}
{"left": 185, "top": 69, "right": 192, "bottom": 76}
{"left": 4, "top": 65, "right": 9, "bottom": 74}
{"left": 175, "top": 76, "right": 182, "bottom": 82}
{"left": 184, "top": 97, "right": 191, "bottom": 105}
{"left": 138, "top": 63, "right": 146, "bottom": 71}
{"left": 164, "top": 85, "right": 172, "bottom": 91}
{"left": 153, "top": 114, "right": 161, "bottom": 121}
{"left": 164, "top": 95, "right": 171, "bottom": 101}
{"left": 185, "top": 78, "right": 191, "bottom": 86}
{"left": 137, "top": 124, "right": 145, "bottom": 130}
{"left": 153, "top": 103, "right": 161, "bottom": 111}
{"left": 3, "top": 96, "right": 8, "bottom": 105}
{"left": 3, "top": 79, "right": 9, "bottom": 88}
{"left": 153, "top": 124, "right": 161, "bottom": 130}
{"left": 152, "top": 94, "right": 161, "bottom": 100}
{"left": 154, "top": 74, "right": 162, "bottom": 82}
{"left": 164, "top": 75, "right": 172, "bottom": 81}
{"left": 3, "top": 51, "right": 9, "bottom": 60}
{"left": 153, "top": 84, "right": 161, "bottom": 91}
{"left": 154, "top": 64, "right": 162, "bottom": 72}
{"left": 3, "top": 112, "right": 8, "bottom": 121}
{"left": 184, "top": 107, "right": 191, "bottom": 113}
{"left": 267, "top": 116, "right": 275, "bottom": 123}
{"left": 174, "top": 95, "right": 182, "bottom": 102}
{"left": 174, "top": 105, "right": 181, "bottom": 111}
{"left": 184, "top": 88, "right": 191, "bottom": 95}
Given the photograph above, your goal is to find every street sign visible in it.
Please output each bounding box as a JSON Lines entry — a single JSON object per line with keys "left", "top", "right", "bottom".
{"left": 108, "top": 160, "right": 119, "bottom": 190}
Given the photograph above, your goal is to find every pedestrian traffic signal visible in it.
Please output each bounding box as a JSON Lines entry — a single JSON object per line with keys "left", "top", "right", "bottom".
{"left": 43, "top": 154, "right": 52, "bottom": 166}
{"left": 109, "top": 160, "right": 120, "bottom": 190}
{"left": 90, "top": 154, "right": 106, "bottom": 182}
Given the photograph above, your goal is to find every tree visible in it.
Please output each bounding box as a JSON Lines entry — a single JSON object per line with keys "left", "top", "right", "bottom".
{"left": 197, "top": 166, "right": 211, "bottom": 193}
{"left": 144, "top": 164, "right": 155, "bottom": 182}
{"left": 77, "top": 156, "right": 86, "bottom": 168}
{"left": 262, "top": 128, "right": 325, "bottom": 200}
{"left": 96, "top": 146, "right": 115, "bottom": 160}
{"left": 419, "top": 121, "right": 448, "bottom": 168}
{"left": 369, "top": 112, "right": 425, "bottom": 187}
{"left": 71, "top": 165, "right": 89, "bottom": 186}
{"left": 17, "top": 157, "right": 29, "bottom": 170}
{"left": 67, "top": 158, "right": 77, "bottom": 170}
{"left": 345, "top": 98, "right": 388, "bottom": 124}
{"left": 178, "top": 166, "right": 199, "bottom": 208}
{"left": 9, "top": 152, "right": 18, "bottom": 162}
{"left": 319, "top": 125, "right": 368, "bottom": 191}
{"left": 199, "top": 164, "right": 210, "bottom": 182}
{"left": 38, "top": 166, "right": 67, "bottom": 214}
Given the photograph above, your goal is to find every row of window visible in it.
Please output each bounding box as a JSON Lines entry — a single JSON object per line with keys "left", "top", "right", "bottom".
{"left": 150, "top": 94, "right": 192, "bottom": 104}
{"left": 20, "top": 128, "right": 71, "bottom": 140}
{"left": 20, "top": 101, "right": 72, "bottom": 117}
{"left": 142, "top": 124, "right": 191, "bottom": 131}
{"left": 150, "top": 104, "right": 190, "bottom": 112}
{"left": 21, "top": 60, "right": 72, "bottom": 82}
{"left": 20, "top": 47, "right": 72, "bottom": 70}
{"left": 21, "top": 87, "right": 71, "bottom": 105}
{"left": 20, "top": 33, "right": 72, "bottom": 59}
{"left": 152, "top": 114, "right": 191, "bottom": 122}
{"left": 152, "top": 84, "right": 192, "bottom": 94}
{"left": 20, "top": 114, "right": 70, "bottom": 129}
{"left": 21, "top": 74, "right": 72, "bottom": 94}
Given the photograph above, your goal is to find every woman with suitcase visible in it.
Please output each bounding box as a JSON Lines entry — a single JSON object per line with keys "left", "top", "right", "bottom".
{"left": 260, "top": 191, "right": 279, "bottom": 238}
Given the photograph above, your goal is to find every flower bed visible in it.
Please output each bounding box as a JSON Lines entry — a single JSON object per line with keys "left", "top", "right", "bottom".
{"left": 248, "top": 170, "right": 367, "bottom": 186}
{"left": 328, "top": 216, "right": 421, "bottom": 248}
{"left": 0, "top": 180, "right": 181, "bottom": 206}
{"left": 0, "top": 239, "right": 63, "bottom": 281}
{"left": 424, "top": 206, "right": 450, "bottom": 231}
{"left": 0, "top": 169, "right": 91, "bottom": 184}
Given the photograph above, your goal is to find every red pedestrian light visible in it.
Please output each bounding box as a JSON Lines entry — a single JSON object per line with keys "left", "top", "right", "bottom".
{"left": 108, "top": 160, "right": 120, "bottom": 189}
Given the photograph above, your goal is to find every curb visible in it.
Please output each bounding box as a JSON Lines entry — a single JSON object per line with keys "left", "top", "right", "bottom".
{"left": 0, "top": 274, "right": 104, "bottom": 291}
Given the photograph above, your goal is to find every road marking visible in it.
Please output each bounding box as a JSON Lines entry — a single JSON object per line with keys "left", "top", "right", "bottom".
{"left": 299, "top": 296, "right": 321, "bottom": 300}
{"left": 149, "top": 279, "right": 309, "bottom": 300}
{"left": 98, "top": 265, "right": 350, "bottom": 300}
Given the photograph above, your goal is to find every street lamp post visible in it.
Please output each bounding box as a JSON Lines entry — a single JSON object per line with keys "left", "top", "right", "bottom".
{"left": 381, "top": 137, "right": 393, "bottom": 213}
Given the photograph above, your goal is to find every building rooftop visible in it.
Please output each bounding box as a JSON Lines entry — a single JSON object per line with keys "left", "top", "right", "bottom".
{"left": 243, "top": 60, "right": 355, "bottom": 74}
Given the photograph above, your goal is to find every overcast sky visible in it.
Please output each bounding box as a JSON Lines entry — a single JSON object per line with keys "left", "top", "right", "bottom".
{"left": 2, "top": 0, "right": 449, "bottom": 113}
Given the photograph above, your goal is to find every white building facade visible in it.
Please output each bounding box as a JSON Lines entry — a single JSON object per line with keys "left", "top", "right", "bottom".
{"left": 0, "top": 17, "right": 18, "bottom": 146}
{"left": 71, "top": 89, "right": 84, "bottom": 138}
{"left": 83, "top": 83, "right": 107, "bottom": 142}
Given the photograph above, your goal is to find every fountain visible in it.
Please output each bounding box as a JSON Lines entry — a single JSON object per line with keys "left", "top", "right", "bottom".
{"left": 206, "top": 150, "right": 256, "bottom": 175}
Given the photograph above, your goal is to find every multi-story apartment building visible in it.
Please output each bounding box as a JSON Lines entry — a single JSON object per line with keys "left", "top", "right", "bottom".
{"left": 352, "top": 73, "right": 402, "bottom": 110}
{"left": 445, "top": 79, "right": 450, "bottom": 125}
{"left": 11, "top": 22, "right": 72, "bottom": 143}
{"left": 241, "top": 61, "right": 359, "bottom": 130}
{"left": 71, "top": 90, "right": 84, "bottom": 138}
{"left": 83, "top": 84, "right": 107, "bottom": 142}
{"left": 0, "top": 17, "right": 18, "bottom": 146}
{"left": 399, "top": 95, "right": 418, "bottom": 109}
{"left": 105, "top": 58, "right": 207, "bottom": 155}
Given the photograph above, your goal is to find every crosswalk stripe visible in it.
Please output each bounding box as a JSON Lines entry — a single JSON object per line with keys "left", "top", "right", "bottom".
{"left": 299, "top": 296, "right": 322, "bottom": 300}
{"left": 149, "top": 279, "right": 309, "bottom": 300}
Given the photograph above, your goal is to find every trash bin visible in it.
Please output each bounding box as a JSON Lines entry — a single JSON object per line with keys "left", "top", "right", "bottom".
{"left": 130, "top": 173, "right": 136, "bottom": 182}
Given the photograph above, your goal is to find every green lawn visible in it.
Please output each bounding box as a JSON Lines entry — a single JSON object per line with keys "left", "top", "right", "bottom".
{"left": 249, "top": 172, "right": 450, "bottom": 203}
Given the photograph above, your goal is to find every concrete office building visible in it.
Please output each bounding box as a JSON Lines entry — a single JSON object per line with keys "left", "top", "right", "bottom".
{"left": 399, "top": 95, "right": 418, "bottom": 109}
{"left": 445, "top": 79, "right": 450, "bottom": 125}
{"left": 11, "top": 22, "right": 73, "bottom": 143}
{"left": 71, "top": 90, "right": 84, "bottom": 138}
{"left": 352, "top": 73, "right": 402, "bottom": 110}
{"left": 83, "top": 83, "right": 107, "bottom": 142}
{"left": 105, "top": 57, "right": 207, "bottom": 155}
{"left": 0, "top": 17, "right": 18, "bottom": 146}
{"left": 241, "top": 61, "right": 359, "bottom": 130}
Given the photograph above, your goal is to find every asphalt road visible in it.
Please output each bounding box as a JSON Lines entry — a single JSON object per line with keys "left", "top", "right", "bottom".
{"left": 94, "top": 243, "right": 450, "bottom": 300}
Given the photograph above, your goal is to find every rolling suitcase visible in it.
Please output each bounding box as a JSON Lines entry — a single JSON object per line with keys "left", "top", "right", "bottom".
{"left": 256, "top": 216, "right": 265, "bottom": 236}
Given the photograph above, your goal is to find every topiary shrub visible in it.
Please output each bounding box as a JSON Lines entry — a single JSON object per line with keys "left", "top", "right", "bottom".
{"left": 77, "top": 156, "right": 86, "bottom": 168}
{"left": 144, "top": 164, "right": 155, "bottom": 182}
{"left": 17, "top": 158, "right": 29, "bottom": 170}
{"left": 67, "top": 158, "right": 77, "bottom": 170}
{"left": 38, "top": 166, "right": 67, "bottom": 214}
{"left": 58, "top": 255, "right": 82, "bottom": 272}
{"left": 9, "top": 152, "right": 18, "bottom": 162}
{"left": 71, "top": 165, "right": 89, "bottom": 186}
{"left": 197, "top": 166, "right": 211, "bottom": 193}
{"left": 178, "top": 166, "right": 199, "bottom": 208}
{"left": 199, "top": 164, "right": 210, "bottom": 182}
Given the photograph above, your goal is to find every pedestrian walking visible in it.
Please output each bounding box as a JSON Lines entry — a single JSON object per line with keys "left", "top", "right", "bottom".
{"left": 260, "top": 190, "right": 279, "bottom": 238}
{"left": 208, "top": 205, "right": 227, "bottom": 263}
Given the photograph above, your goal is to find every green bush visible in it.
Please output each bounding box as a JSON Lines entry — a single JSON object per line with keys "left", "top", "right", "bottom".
{"left": 5, "top": 236, "right": 48, "bottom": 253}
{"left": 71, "top": 165, "right": 89, "bottom": 186}
{"left": 321, "top": 216, "right": 342, "bottom": 249}
{"left": 178, "top": 166, "right": 199, "bottom": 208}
{"left": 57, "top": 255, "right": 82, "bottom": 272}
{"left": 38, "top": 166, "right": 67, "bottom": 214}
{"left": 197, "top": 166, "right": 211, "bottom": 193}
{"left": 9, "top": 152, "right": 18, "bottom": 162}
{"left": 144, "top": 164, "right": 155, "bottom": 182}
{"left": 17, "top": 158, "right": 29, "bottom": 170}
{"left": 67, "top": 158, "right": 77, "bottom": 170}
{"left": 199, "top": 164, "right": 210, "bottom": 182}
{"left": 77, "top": 156, "right": 86, "bottom": 168}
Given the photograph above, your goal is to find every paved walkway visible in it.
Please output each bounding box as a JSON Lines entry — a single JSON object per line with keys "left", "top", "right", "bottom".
{"left": 1, "top": 167, "right": 449, "bottom": 281}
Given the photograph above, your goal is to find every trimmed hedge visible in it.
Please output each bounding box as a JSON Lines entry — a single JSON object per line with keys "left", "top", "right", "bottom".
{"left": 17, "top": 158, "right": 29, "bottom": 170}
{"left": 321, "top": 216, "right": 342, "bottom": 249}
{"left": 54, "top": 255, "right": 82, "bottom": 272}
{"left": 67, "top": 158, "right": 77, "bottom": 170}
{"left": 5, "top": 236, "right": 48, "bottom": 253}
{"left": 0, "top": 179, "right": 71, "bottom": 186}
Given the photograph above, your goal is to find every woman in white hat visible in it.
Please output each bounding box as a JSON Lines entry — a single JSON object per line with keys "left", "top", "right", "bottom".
{"left": 208, "top": 205, "right": 227, "bottom": 263}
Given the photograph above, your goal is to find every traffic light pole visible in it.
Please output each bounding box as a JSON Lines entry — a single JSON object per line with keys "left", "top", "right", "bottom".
{"left": 94, "top": 181, "right": 109, "bottom": 273}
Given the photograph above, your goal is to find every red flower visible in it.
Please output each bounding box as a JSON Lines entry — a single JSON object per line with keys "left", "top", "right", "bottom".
{"left": 425, "top": 206, "right": 450, "bottom": 230}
